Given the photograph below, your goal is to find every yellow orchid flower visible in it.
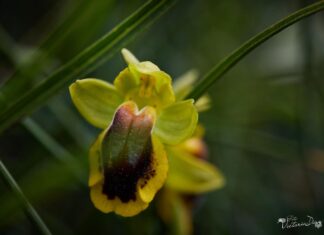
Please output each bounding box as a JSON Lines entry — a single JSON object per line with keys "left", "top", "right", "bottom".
{"left": 69, "top": 49, "right": 198, "bottom": 217}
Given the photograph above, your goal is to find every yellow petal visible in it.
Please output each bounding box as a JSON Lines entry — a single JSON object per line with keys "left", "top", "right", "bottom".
{"left": 114, "top": 63, "right": 175, "bottom": 110}
{"left": 138, "top": 135, "right": 168, "bottom": 203}
{"left": 166, "top": 147, "right": 225, "bottom": 194}
{"left": 173, "top": 69, "right": 199, "bottom": 100}
{"left": 69, "top": 79, "right": 123, "bottom": 129}
{"left": 194, "top": 95, "right": 211, "bottom": 112}
{"left": 132, "top": 61, "right": 160, "bottom": 74}
{"left": 88, "top": 131, "right": 105, "bottom": 187}
{"left": 173, "top": 70, "right": 211, "bottom": 112}
{"left": 90, "top": 182, "right": 148, "bottom": 217}
{"left": 179, "top": 137, "right": 208, "bottom": 160}
{"left": 154, "top": 99, "right": 198, "bottom": 145}
{"left": 121, "top": 48, "right": 140, "bottom": 65}
{"left": 90, "top": 182, "right": 114, "bottom": 213}
{"left": 113, "top": 193, "right": 149, "bottom": 217}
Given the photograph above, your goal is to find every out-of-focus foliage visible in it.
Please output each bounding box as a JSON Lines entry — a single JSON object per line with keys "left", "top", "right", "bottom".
{"left": 0, "top": 0, "right": 324, "bottom": 234}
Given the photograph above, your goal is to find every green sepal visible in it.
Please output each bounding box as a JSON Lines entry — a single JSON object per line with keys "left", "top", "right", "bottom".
{"left": 165, "top": 147, "right": 225, "bottom": 194}
{"left": 153, "top": 99, "right": 198, "bottom": 145}
{"left": 69, "top": 78, "right": 123, "bottom": 129}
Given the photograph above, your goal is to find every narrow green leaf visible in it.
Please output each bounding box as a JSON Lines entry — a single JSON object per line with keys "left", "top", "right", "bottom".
{"left": 41, "top": 0, "right": 115, "bottom": 55}
{"left": 0, "top": 160, "right": 52, "bottom": 235}
{"left": 0, "top": 161, "right": 78, "bottom": 226}
{"left": 0, "top": 0, "right": 176, "bottom": 133}
{"left": 187, "top": 1, "right": 324, "bottom": 100}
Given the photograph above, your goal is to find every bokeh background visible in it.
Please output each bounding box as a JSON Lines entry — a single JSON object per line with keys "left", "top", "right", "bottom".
{"left": 1, "top": 0, "right": 324, "bottom": 234}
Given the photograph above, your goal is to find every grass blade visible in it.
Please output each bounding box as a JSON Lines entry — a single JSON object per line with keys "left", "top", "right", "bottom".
{"left": 187, "top": 1, "right": 324, "bottom": 100}
{"left": 0, "top": 0, "right": 176, "bottom": 133}
{"left": 0, "top": 160, "right": 52, "bottom": 235}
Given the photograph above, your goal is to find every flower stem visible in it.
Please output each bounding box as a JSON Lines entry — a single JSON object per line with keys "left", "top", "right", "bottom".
{"left": 0, "top": 160, "right": 52, "bottom": 235}
{"left": 187, "top": 1, "right": 324, "bottom": 100}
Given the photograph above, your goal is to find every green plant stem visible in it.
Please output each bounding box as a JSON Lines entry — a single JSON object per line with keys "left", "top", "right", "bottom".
{"left": 0, "top": 0, "right": 176, "bottom": 133}
{"left": 0, "top": 160, "right": 52, "bottom": 235}
{"left": 187, "top": 1, "right": 324, "bottom": 100}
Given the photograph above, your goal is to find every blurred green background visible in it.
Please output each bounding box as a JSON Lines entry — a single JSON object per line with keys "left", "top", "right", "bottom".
{"left": 1, "top": 0, "right": 324, "bottom": 234}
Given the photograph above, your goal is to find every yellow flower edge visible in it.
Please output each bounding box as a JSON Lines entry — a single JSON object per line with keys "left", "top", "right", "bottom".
{"left": 89, "top": 137, "right": 168, "bottom": 216}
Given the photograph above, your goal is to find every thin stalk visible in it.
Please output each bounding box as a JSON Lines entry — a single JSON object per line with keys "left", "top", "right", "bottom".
{"left": 0, "top": 160, "right": 52, "bottom": 235}
{"left": 187, "top": 1, "right": 324, "bottom": 100}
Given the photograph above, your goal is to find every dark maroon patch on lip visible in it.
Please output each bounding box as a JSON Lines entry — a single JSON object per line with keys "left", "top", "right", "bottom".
{"left": 102, "top": 139, "right": 153, "bottom": 202}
